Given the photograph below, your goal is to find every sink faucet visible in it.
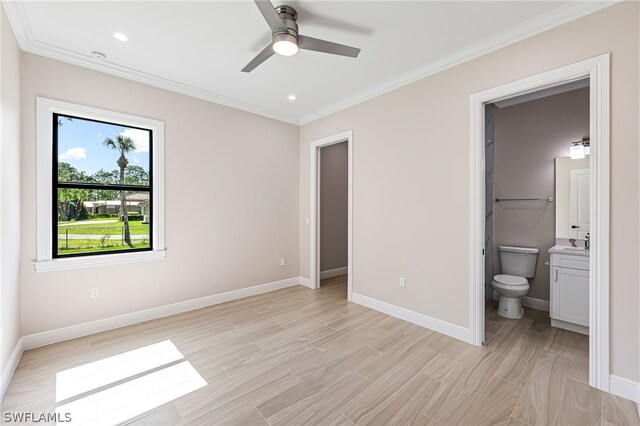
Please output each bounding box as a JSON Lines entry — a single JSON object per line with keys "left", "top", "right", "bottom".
{"left": 585, "top": 233, "right": 590, "bottom": 250}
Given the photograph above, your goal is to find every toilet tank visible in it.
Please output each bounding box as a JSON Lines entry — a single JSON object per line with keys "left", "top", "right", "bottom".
{"left": 498, "top": 246, "right": 539, "bottom": 278}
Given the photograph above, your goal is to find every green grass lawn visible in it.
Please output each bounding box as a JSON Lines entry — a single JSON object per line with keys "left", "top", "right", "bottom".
{"left": 58, "top": 220, "right": 149, "bottom": 236}
{"left": 57, "top": 219, "right": 150, "bottom": 255}
{"left": 57, "top": 241, "right": 151, "bottom": 255}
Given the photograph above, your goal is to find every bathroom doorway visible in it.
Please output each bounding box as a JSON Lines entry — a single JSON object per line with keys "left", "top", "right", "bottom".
{"left": 469, "top": 54, "right": 610, "bottom": 391}
{"left": 483, "top": 82, "right": 591, "bottom": 366}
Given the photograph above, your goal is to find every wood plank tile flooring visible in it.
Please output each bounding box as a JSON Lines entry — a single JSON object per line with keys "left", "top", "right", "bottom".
{"left": 2, "top": 275, "right": 638, "bottom": 425}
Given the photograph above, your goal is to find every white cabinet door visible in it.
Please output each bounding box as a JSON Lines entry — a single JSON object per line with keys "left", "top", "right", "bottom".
{"left": 558, "top": 267, "right": 589, "bottom": 326}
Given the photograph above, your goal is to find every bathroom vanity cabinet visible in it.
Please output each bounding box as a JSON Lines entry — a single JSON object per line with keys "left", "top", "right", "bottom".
{"left": 548, "top": 247, "right": 589, "bottom": 335}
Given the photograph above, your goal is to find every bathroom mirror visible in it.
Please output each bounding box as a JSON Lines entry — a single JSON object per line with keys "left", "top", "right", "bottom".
{"left": 555, "top": 156, "right": 590, "bottom": 239}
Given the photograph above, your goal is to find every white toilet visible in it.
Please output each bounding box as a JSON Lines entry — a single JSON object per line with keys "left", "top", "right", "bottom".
{"left": 492, "top": 245, "right": 539, "bottom": 319}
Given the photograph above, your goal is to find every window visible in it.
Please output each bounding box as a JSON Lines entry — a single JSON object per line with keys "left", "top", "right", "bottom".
{"left": 36, "top": 98, "right": 165, "bottom": 270}
{"left": 54, "top": 114, "right": 152, "bottom": 257}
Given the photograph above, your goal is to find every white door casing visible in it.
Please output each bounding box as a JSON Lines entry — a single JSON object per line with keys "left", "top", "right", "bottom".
{"left": 309, "top": 130, "right": 353, "bottom": 300}
{"left": 469, "top": 53, "right": 610, "bottom": 391}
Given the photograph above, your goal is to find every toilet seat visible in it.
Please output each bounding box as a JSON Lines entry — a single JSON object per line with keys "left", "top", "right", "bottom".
{"left": 492, "top": 274, "right": 529, "bottom": 319}
{"left": 493, "top": 274, "right": 528, "bottom": 286}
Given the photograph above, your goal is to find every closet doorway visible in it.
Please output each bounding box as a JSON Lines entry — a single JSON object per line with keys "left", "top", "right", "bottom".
{"left": 309, "top": 130, "right": 353, "bottom": 301}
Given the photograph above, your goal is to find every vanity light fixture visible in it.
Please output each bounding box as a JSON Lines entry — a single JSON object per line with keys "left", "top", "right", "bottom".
{"left": 569, "top": 137, "right": 590, "bottom": 159}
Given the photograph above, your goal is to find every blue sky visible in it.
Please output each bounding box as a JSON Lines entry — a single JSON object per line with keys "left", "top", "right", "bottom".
{"left": 57, "top": 115, "right": 150, "bottom": 176}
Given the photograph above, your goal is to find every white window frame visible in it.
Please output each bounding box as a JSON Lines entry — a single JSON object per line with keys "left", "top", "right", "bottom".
{"left": 34, "top": 97, "right": 165, "bottom": 271}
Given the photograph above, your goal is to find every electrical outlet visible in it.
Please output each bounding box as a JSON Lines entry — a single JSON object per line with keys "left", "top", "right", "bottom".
{"left": 305, "top": 217, "right": 310, "bottom": 225}
{"left": 280, "top": 258, "right": 286, "bottom": 267}
{"left": 90, "top": 287, "right": 100, "bottom": 298}
{"left": 399, "top": 277, "right": 406, "bottom": 288}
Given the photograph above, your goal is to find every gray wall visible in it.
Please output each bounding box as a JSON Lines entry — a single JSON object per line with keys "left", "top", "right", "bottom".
{"left": 493, "top": 88, "right": 589, "bottom": 301}
{"left": 320, "top": 142, "right": 348, "bottom": 272}
{"left": 1, "top": 7, "right": 22, "bottom": 383}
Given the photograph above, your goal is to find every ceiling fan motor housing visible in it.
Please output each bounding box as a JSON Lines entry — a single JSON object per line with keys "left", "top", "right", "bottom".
{"left": 274, "top": 5, "right": 299, "bottom": 43}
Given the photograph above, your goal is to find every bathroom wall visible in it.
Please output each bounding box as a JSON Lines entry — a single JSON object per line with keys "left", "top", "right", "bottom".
{"left": 493, "top": 87, "right": 589, "bottom": 301}
{"left": 320, "top": 142, "right": 348, "bottom": 272}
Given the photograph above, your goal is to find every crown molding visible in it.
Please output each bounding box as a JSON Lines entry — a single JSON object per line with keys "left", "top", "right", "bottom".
{"left": 1, "top": 1, "right": 299, "bottom": 125}
{"left": 3, "top": 0, "right": 617, "bottom": 127}
{"left": 2, "top": 0, "right": 32, "bottom": 48}
{"left": 298, "top": 0, "right": 618, "bottom": 125}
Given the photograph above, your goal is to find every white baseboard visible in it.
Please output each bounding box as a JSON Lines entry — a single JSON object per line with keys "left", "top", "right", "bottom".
{"left": 522, "top": 297, "right": 550, "bottom": 312}
{"left": 0, "top": 338, "right": 23, "bottom": 400}
{"left": 22, "top": 276, "right": 304, "bottom": 351}
{"left": 551, "top": 318, "right": 589, "bottom": 335}
{"left": 351, "top": 293, "right": 472, "bottom": 344}
{"left": 298, "top": 276, "right": 313, "bottom": 289}
{"left": 491, "top": 291, "right": 550, "bottom": 312}
{"left": 320, "top": 267, "right": 348, "bottom": 279}
{"left": 609, "top": 375, "right": 640, "bottom": 403}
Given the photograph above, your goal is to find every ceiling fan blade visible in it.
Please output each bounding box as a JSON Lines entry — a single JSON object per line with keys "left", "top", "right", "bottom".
{"left": 254, "top": 0, "right": 287, "bottom": 34}
{"left": 241, "top": 43, "right": 275, "bottom": 73}
{"left": 298, "top": 35, "right": 360, "bottom": 58}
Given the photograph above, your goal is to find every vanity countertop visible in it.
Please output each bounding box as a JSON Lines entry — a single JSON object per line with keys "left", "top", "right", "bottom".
{"left": 548, "top": 245, "right": 590, "bottom": 257}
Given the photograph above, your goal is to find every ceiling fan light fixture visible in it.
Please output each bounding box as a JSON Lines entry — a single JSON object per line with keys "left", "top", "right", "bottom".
{"left": 273, "top": 33, "right": 298, "bottom": 56}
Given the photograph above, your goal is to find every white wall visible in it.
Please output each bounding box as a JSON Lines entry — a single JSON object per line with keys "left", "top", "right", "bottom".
{"left": 320, "top": 142, "right": 348, "bottom": 272}
{"left": 492, "top": 88, "right": 590, "bottom": 301}
{"left": 299, "top": 2, "right": 639, "bottom": 382}
{"left": 1, "top": 7, "right": 22, "bottom": 377}
{"left": 20, "top": 53, "right": 300, "bottom": 336}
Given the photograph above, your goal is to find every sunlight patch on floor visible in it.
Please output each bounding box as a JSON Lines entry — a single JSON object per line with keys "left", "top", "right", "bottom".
{"left": 56, "top": 340, "right": 185, "bottom": 402}
{"left": 56, "top": 361, "right": 206, "bottom": 425}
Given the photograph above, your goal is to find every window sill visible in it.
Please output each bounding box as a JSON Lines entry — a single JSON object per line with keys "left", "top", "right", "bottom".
{"left": 34, "top": 250, "right": 166, "bottom": 272}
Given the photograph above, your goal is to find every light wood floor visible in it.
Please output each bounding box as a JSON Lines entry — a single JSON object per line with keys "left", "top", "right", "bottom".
{"left": 3, "top": 275, "right": 638, "bottom": 425}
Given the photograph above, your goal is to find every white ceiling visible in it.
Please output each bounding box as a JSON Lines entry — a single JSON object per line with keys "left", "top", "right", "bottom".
{"left": 4, "top": 1, "right": 613, "bottom": 124}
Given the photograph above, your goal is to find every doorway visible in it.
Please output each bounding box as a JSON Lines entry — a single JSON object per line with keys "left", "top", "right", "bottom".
{"left": 318, "top": 141, "right": 349, "bottom": 297}
{"left": 309, "top": 130, "right": 353, "bottom": 301}
{"left": 469, "top": 54, "right": 610, "bottom": 391}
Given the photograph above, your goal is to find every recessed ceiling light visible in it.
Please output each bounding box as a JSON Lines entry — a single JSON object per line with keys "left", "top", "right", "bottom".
{"left": 288, "top": 95, "right": 296, "bottom": 101}
{"left": 113, "top": 32, "right": 128, "bottom": 42}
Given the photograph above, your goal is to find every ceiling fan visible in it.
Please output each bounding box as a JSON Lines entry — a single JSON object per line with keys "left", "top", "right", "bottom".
{"left": 242, "top": 0, "right": 361, "bottom": 73}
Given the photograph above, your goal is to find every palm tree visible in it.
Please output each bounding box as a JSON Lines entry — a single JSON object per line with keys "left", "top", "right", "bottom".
{"left": 103, "top": 135, "right": 136, "bottom": 247}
